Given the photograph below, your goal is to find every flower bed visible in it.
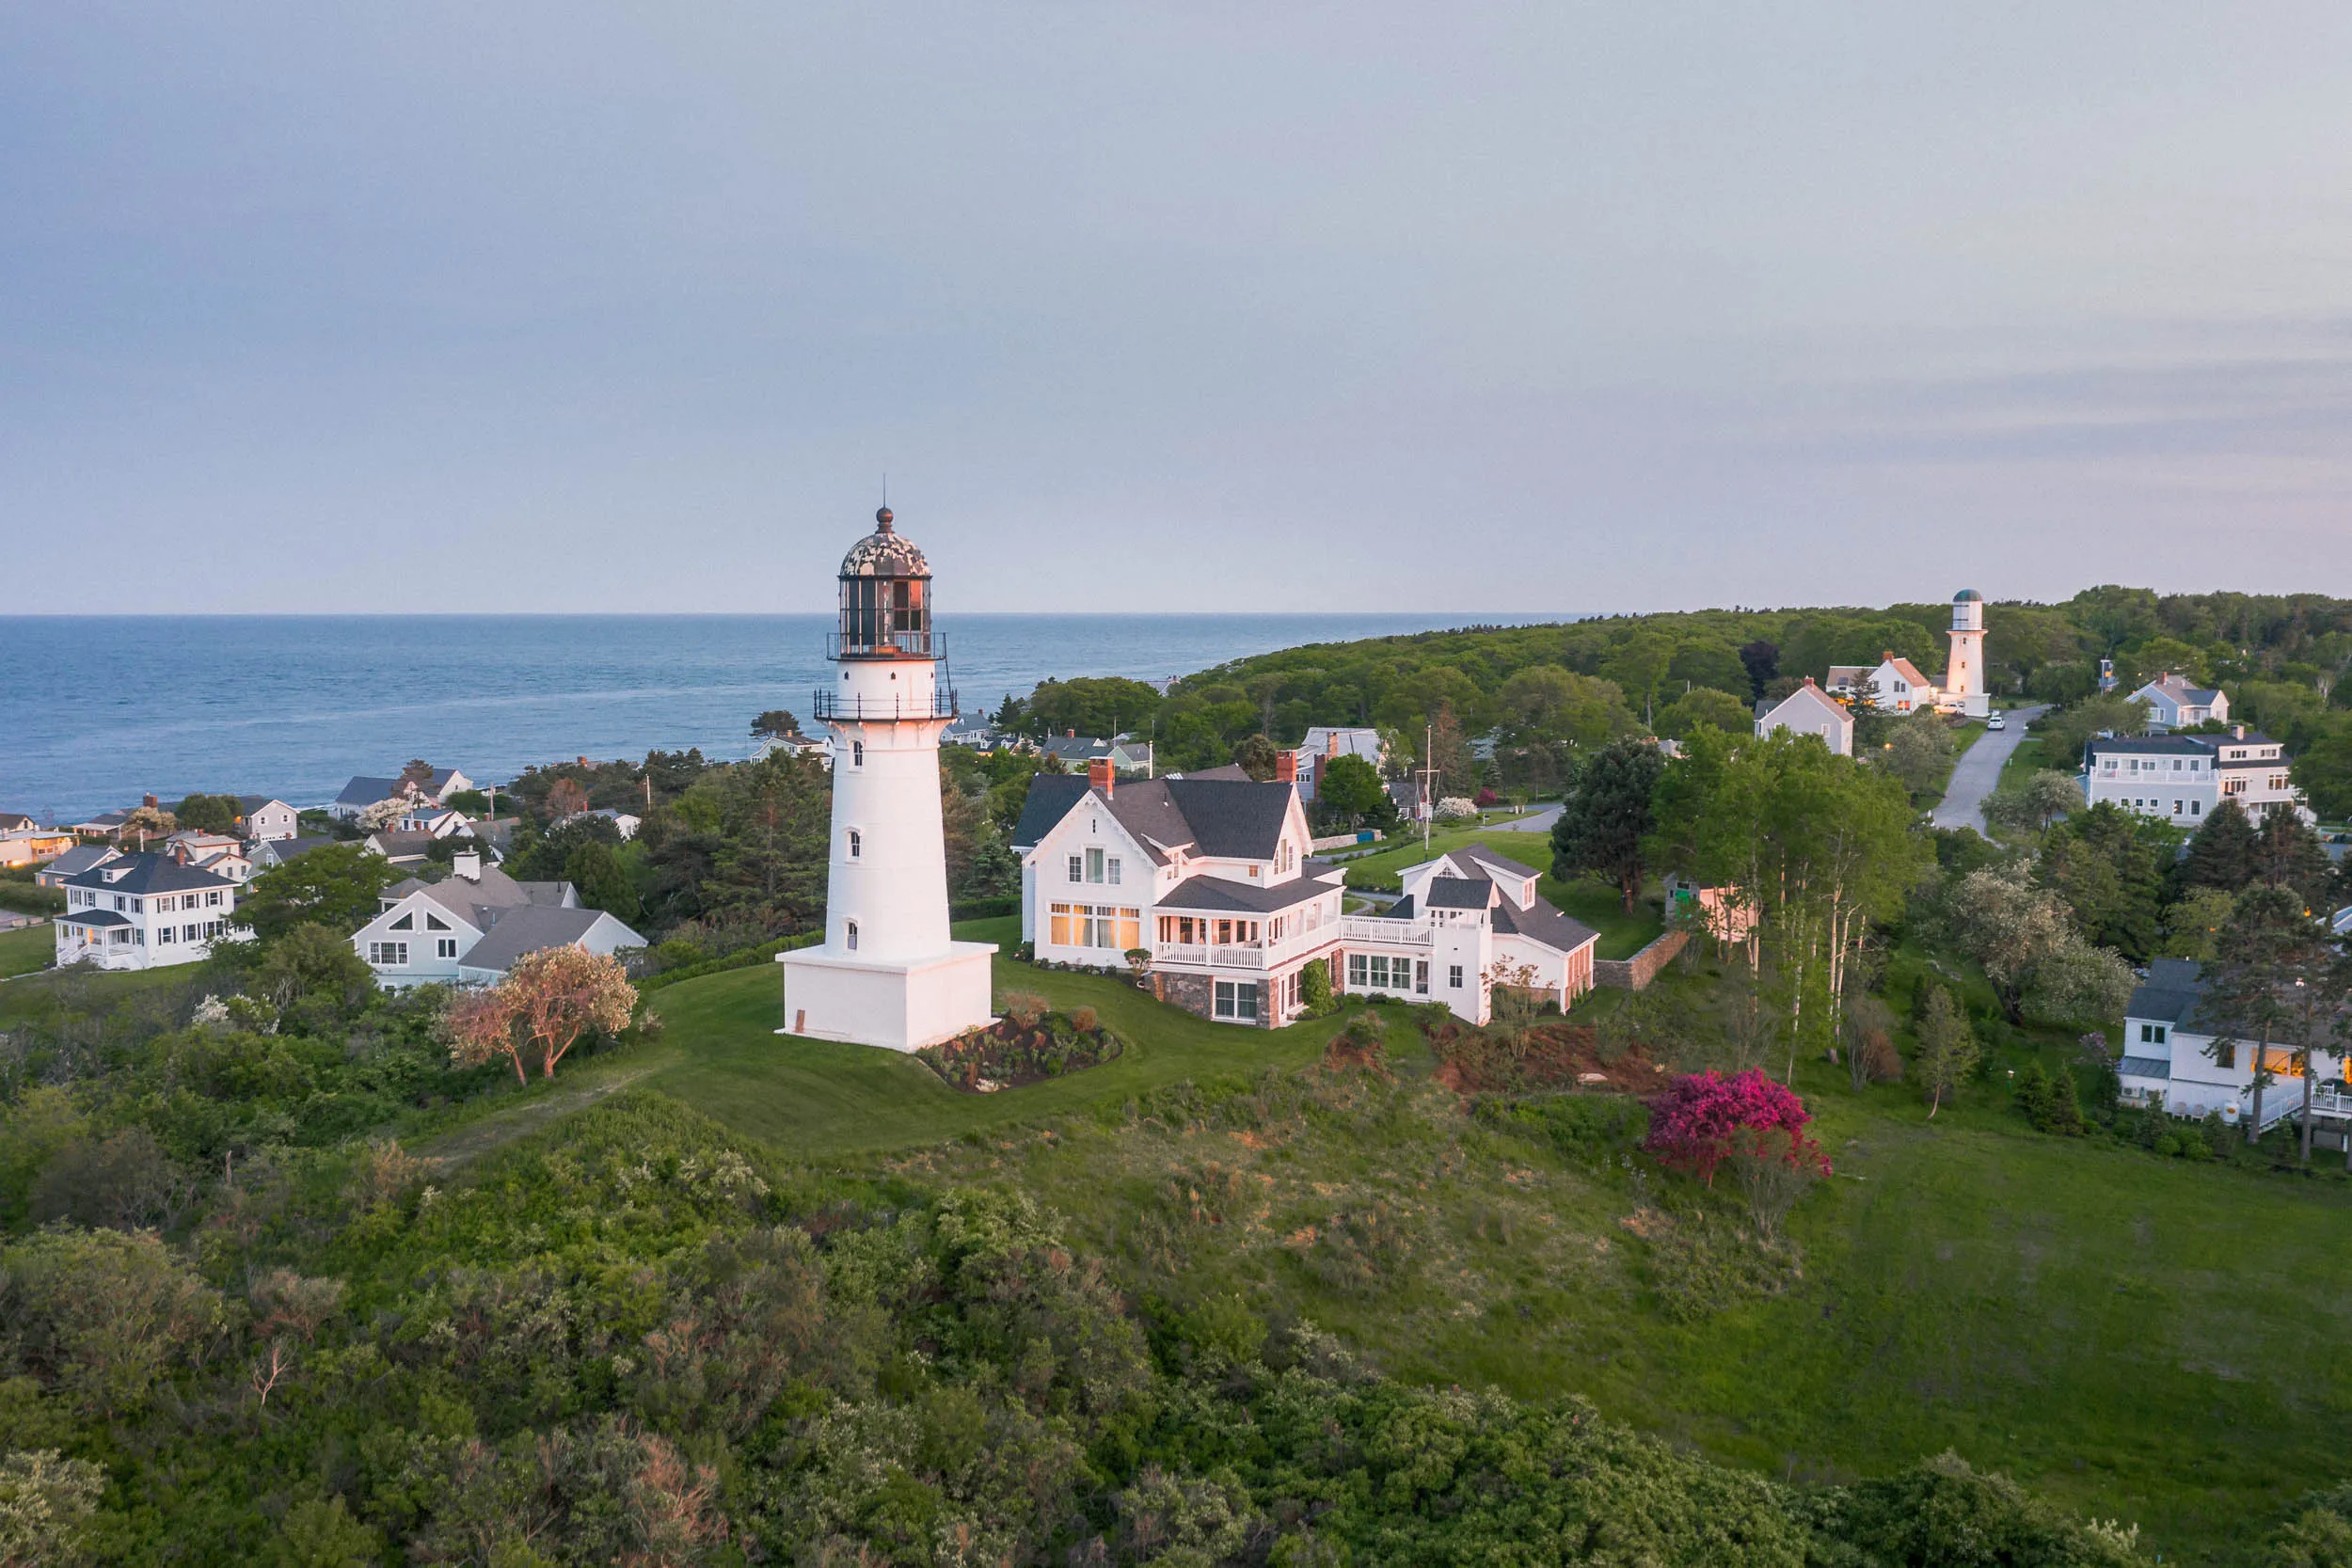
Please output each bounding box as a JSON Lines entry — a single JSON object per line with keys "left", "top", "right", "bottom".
{"left": 917, "top": 996, "right": 1122, "bottom": 1092}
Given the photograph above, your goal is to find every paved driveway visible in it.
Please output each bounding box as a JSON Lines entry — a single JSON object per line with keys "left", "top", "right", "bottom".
{"left": 1931, "top": 705, "right": 2049, "bottom": 834}
{"left": 1497, "top": 803, "right": 1561, "bottom": 833}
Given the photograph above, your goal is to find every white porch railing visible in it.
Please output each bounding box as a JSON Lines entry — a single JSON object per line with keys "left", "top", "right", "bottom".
{"left": 1340, "top": 917, "right": 1430, "bottom": 947}
{"left": 1154, "top": 930, "right": 1337, "bottom": 971}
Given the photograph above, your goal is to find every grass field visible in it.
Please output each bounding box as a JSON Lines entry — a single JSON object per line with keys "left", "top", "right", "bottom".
{"left": 1996, "top": 732, "right": 2052, "bottom": 795}
{"left": 0, "top": 924, "right": 52, "bottom": 979}
{"left": 504, "top": 919, "right": 2352, "bottom": 1564}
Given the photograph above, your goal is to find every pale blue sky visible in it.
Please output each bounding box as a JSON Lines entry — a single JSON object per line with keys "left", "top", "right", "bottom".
{"left": 4, "top": 4, "right": 2348, "bottom": 613}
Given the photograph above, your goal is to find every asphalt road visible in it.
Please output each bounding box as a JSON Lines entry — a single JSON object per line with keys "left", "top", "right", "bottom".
{"left": 1931, "top": 705, "right": 2050, "bottom": 834}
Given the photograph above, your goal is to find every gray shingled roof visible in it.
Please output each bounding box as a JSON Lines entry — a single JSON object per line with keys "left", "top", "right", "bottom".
{"left": 336, "top": 776, "right": 398, "bottom": 806}
{"left": 59, "top": 851, "right": 237, "bottom": 895}
{"left": 1461, "top": 845, "right": 1539, "bottom": 879}
{"left": 1492, "top": 895, "right": 1600, "bottom": 956}
{"left": 1155, "top": 874, "right": 1332, "bottom": 915}
{"left": 1425, "top": 877, "right": 1495, "bottom": 910}
{"left": 58, "top": 908, "right": 131, "bottom": 928}
{"left": 456, "top": 906, "right": 635, "bottom": 973}
{"left": 2125, "top": 958, "right": 2209, "bottom": 1027}
{"left": 1161, "top": 778, "right": 1292, "bottom": 859}
{"left": 1012, "top": 772, "right": 1293, "bottom": 863}
{"left": 43, "top": 846, "right": 119, "bottom": 879}
{"left": 1009, "top": 775, "right": 1089, "bottom": 850}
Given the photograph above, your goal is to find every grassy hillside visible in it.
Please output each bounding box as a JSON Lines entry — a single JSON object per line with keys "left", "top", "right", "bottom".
{"left": 580, "top": 922, "right": 2352, "bottom": 1564}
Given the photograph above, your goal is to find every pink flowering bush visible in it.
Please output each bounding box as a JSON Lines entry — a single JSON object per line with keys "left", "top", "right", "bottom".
{"left": 1644, "top": 1069, "right": 1831, "bottom": 1187}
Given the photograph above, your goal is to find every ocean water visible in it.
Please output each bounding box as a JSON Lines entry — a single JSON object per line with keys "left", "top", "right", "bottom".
{"left": 0, "top": 613, "right": 1572, "bottom": 821}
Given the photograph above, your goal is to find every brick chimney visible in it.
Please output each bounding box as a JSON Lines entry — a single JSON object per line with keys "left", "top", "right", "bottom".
{"left": 1066, "top": 729, "right": 1076, "bottom": 739}
{"left": 143, "top": 793, "right": 158, "bottom": 809}
{"left": 1276, "top": 750, "right": 1298, "bottom": 784}
{"left": 1088, "top": 757, "right": 1114, "bottom": 796}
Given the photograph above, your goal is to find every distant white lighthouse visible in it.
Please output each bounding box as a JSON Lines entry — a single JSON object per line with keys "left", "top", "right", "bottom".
{"left": 1945, "top": 589, "right": 1990, "bottom": 718}
{"left": 774, "top": 507, "right": 996, "bottom": 1051}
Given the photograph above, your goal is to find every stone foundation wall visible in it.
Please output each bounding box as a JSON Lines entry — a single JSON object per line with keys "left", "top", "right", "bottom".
{"left": 1156, "top": 970, "right": 1215, "bottom": 1022}
{"left": 1594, "top": 929, "right": 1690, "bottom": 990}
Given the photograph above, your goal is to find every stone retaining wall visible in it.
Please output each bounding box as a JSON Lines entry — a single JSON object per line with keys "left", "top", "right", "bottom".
{"left": 1594, "top": 929, "right": 1690, "bottom": 990}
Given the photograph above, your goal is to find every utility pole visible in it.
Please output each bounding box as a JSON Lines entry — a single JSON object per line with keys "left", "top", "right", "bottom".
{"left": 1417, "top": 721, "right": 1438, "bottom": 855}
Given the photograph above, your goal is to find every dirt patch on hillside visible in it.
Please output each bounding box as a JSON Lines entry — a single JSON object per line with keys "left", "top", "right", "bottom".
{"left": 1425, "top": 1021, "right": 1667, "bottom": 1095}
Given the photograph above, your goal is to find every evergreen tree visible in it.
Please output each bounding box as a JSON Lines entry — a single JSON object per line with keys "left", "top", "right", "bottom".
{"left": 2177, "top": 799, "right": 2259, "bottom": 895}
{"left": 1551, "top": 736, "right": 1666, "bottom": 912}
{"left": 2039, "top": 801, "right": 2167, "bottom": 960}
{"left": 2249, "top": 808, "right": 2336, "bottom": 907}
{"left": 2013, "top": 1060, "right": 2052, "bottom": 1129}
{"left": 2204, "top": 883, "right": 2326, "bottom": 1145}
{"left": 563, "top": 839, "right": 641, "bottom": 921}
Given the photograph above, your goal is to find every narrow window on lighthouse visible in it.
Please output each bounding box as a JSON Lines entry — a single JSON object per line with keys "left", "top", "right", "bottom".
{"left": 848, "top": 829, "right": 862, "bottom": 859}
{"left": 852, "top": 741, "right": 865, "bottom": 768}
{"left": 846, "top": 920, "right": 859, "bottom": 951}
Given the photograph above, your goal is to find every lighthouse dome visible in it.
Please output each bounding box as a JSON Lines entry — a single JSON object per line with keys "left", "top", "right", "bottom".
{"left": 1953, "top": 588, "right": 1983, "bottom": 603}
{"left": 841, "top": 507, "right": 930, "bottom": 578}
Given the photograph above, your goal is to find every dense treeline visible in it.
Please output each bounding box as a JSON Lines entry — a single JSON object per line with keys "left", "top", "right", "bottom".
{"left": 995, "top": 589, "right": 2352, "bottom": 800}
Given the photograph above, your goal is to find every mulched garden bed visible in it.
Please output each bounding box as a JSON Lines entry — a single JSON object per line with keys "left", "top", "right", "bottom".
{"left": 917, "top": 1006, "right": 1123, "bottom": 1092}
{"left": 1425, "top": 1020, "right": 1667, "bottom": 1095}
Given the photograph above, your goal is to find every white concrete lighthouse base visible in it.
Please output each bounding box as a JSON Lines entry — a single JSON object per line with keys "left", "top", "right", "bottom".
{"left": 774, "top": 942, "right": 998, "bottom": 1053}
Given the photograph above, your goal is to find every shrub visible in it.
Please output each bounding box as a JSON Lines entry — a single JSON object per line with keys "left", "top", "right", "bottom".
{"left": 1644, "top": 1069, "right": 1829, "bottom": 1187}
{"left": 1001, "top": 991, "right": 1048, "bottom": 1029}
{"left": 1071, "top": 1006, "right": 1098, "bottom": 1033}
{"left": 1298, "top": 957, "right": 1338, "bottom": 1018}
{"left": 1300, "top": 1203, "right": 1418, "bottom": 1296}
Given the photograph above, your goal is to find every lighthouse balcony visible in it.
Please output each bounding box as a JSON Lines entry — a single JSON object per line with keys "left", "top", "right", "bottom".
{"left": 827, "top": 628, "right": 941, "bottom": 659}
{"left": 812, "top": 685, "right": 960, "bottom": 722}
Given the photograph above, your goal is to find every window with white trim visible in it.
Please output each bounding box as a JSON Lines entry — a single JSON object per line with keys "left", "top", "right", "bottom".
{"left": 368, "top": 942, "right": 408, "bottom": 966}
{"left": 1068, "top": 854, "right": 1083, "bottom": 883}
{"left": 426, "top": 911, "right": 449, "bottom": 930}
{"left": 1449, "top": 964, "right": 1464, "bottom": 989}
{"left": 437, "top": 938, "right": 459, "bottom": 958}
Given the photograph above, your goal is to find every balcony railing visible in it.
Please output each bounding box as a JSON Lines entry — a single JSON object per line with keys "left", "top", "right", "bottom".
{"left": 1340, "top": 917, "right": 1432, "bottom": 947}
{"left": 1154, "top": 928, "right": 1341, "bottom": 971}
{"left": 828, "top": 629, "right": 941, "bottom": 659}
{"left": 811, "top": 687, "right": 959, "bottom": 722}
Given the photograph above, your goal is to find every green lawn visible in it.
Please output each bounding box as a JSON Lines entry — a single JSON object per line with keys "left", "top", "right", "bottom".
{"left": 641, "top": 917, "right": 1354, "bottom": 1157}
{"left": 0, "top": 923, "right": 51, "bottom": 979}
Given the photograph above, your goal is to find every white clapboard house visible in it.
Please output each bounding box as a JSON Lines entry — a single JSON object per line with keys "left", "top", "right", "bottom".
{"left": 349, "top": 852, "right": 644, "bottom": 989}
{"left": 2118, "top": 958, "right": 2346, "bottom": 1132}
{"left": 53, "top": 852, "right": 239, "bottom": 971}
{"left": 1013, "top": 762, "right": 1597, "bottom": 1027}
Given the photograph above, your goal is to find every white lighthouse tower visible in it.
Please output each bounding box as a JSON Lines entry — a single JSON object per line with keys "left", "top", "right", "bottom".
{"left": 1944, "top": 589, "right": 1990, "bottom": 719}
{"left": 774, "top": 507, "right": 996, "bottom": 1051}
